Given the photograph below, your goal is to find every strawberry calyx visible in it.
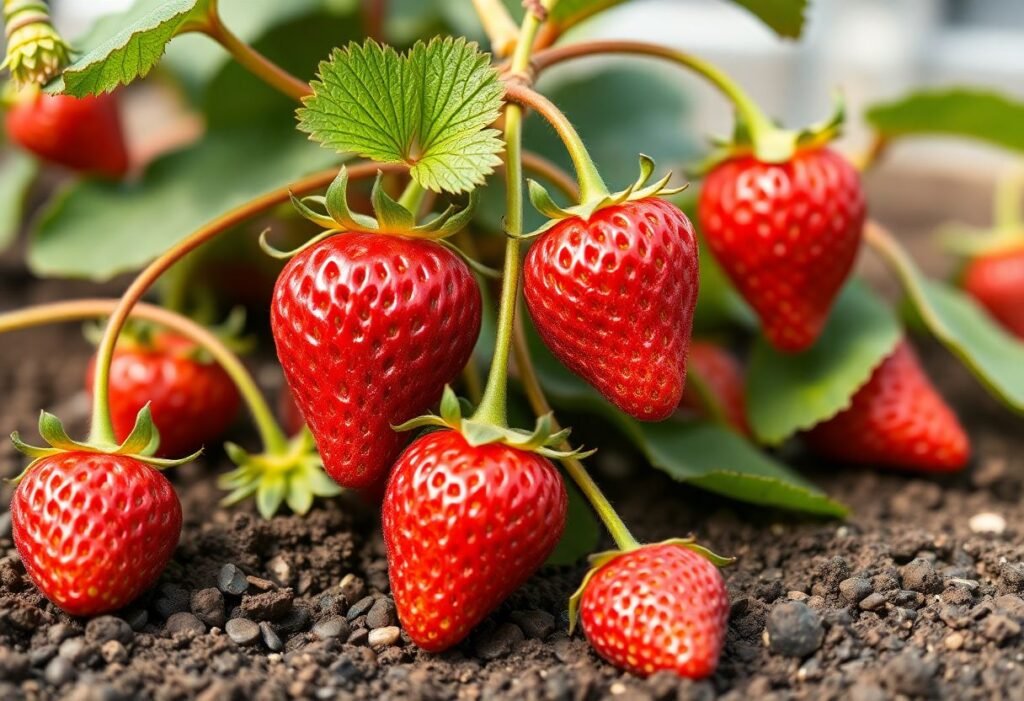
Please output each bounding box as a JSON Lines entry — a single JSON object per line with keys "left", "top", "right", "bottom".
{"left": 2, "top": 0, "right": 71, "bottom": 88}
{"left": 522, "top": 154, "right": 687, "bottom": 238}
{"left": 218, "top": 428, "right": 342, "bottom": 519}
{"left": 9, "top": 405, "right": 200, "bottom": 480}
{"left": 393, "top": 385, "right": 594, "bottom": 460}
{"left": 566, "top": 537, "right": 735, "bottom": 634}
{"left": 940, "top": 168, "right": 1024, "bottom": 259}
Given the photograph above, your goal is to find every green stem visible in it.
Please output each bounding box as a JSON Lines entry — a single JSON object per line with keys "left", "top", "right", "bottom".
{"left": 511, "top": 311, "right": 639, "bottom": 550}
{"left": 0, "top": 300, "right": 287, "bottom": 454}
{"left": 397, "top": 177, "right": 427, "bottom": 215}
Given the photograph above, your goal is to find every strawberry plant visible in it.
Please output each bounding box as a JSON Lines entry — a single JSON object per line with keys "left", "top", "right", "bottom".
{"left": 0, "top": 0, "right": 1023, "bottom": 688}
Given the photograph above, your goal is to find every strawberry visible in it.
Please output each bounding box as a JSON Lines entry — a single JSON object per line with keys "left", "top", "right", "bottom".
{"left": 680, "top": 341, "right": 750, "bottom": 435}
{"left": 961, "top": 246, "right": 1024, "bottom": 339}
{"left": 382, "top": 429, "right": 567, "bottom": 651}
{"left": 577, "top": 543, "right": 730, "bottom": 679}
{"left": 804, "top": 341, "right": 969, "bottom": 471}
{"left": 11, "top": 452, "right": 182, "bottom": 616}
{"left": 523, "top": 197, "right": 699, "bottom": 420}
{"left": 271, "top": 233, "right": 481, "bottom": 488}
{"left": 699, "top": 147, "right": 865, "bottom": 352}
{"left": 5, "top": 91, "right": 129, "bottom": 178}
{"left": 86, "top": 332, "right": 241, "bottom": 458}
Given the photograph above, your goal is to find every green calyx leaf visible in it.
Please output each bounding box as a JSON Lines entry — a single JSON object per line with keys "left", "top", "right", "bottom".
{"left": 523, "top": 155, "right": 687, "bottom": 238}
{"left": 392, "top": 386, "right": 593, "bottom": 459}
{"left": 297, "top": 37, "right": 505, "bottom": 194}
{"left": 218, "top": 430, "right": 342, "bottom": 520}
{"left": 566, "top": 538, "right": 735, "bottom": 634}
{"left": 9, "top": 405, "right": 200, "bottom": 481}
{"left": 2, "top": 0, "right": 72, "bottom": 88}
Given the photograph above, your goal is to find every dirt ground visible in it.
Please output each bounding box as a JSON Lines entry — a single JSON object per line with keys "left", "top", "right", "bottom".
{"left": 1, "top": 169, "right": 1023, "bottom": 700}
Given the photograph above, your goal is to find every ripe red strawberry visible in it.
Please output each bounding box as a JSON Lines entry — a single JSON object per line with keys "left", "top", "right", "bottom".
{"left": 6, "top": 91, "right": 129, "bottom": 177}
{"left": 524, "top": 197, "right": 699, "bottom": 421}
{"left": 271, "top": 233, "right": 481, "bottom": 488}
{"left": 11, "top": 452, "right": 181, "bottom": 616}
{"left": 680, "top": 341, "right": 750, "bottom": 435}
{"left": 961, "top": 246, "right": 1024, "bottom": 339}
{"left": 382, "top": 429, "right": 567, "bottom": 651}
{"left": 804, "top": 341, "right": 969, "bottom": 471}
{"left": 579, "top": 544, "right": 730, "bottom": 678}
{"left": 699, "top": 147, "right": 865, "bottom": 352}
{"left": 86, "top": 332, "right": 241, "bottom": 458}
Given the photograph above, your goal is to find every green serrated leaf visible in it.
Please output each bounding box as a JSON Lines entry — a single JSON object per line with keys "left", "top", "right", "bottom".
{"left": 52, "top": 0, "right": 211, "bottom": 96}
{"left": 0, "top": 151, "right": 37, "bottom": 254}
{"left": 866, "top": 89, "right": 1024, "bottom": 153}
{"left": 747, "top": 282, "right": 902, "bottom": 445}
{"left": 545, "top": 477, "right": 600, "bottom": 566}
{"left": 729, "top": 0, "right": 808, "bottom": 39}
{"left": 297, "top": 37, "right": 505, "bottom": 194}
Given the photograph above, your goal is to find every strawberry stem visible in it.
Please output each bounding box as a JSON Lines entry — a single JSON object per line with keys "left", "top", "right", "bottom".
{"left": 511, "top": 312, "right": 640, "bottom": 551}
{"left": 0, "top": 299, "right": 289, "bottom": 455}
{"left": 471, "top": 0, "right": 520, "bottom": 58}
{"left": 397, "top": 178, "right": 427, "bottom": 216}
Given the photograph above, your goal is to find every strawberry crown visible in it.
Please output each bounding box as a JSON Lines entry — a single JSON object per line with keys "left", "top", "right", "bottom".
{"left": 566, "top": 538, "right": 735, "bottom": 634}
{"left": 394, "top": 385, "right": 594, "bottom": 460}
{"left": 522, "top": 155, "right": 686, "bottom": 238}
{"left": 10, "top": 405, "right": 200, "bottom": 480}
{"left": 2, "top": 0, "right": 71, "bottom": 88}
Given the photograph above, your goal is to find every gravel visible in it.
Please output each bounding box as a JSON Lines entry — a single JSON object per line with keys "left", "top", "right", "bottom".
{"left": 217, "top": 564, "right": 249, "bottom": 596}
{"left": 225, "top": 619, "right": 261, "bottom": 646}
{"left": 764, "top": 601, "right": 824, "bottom": 658}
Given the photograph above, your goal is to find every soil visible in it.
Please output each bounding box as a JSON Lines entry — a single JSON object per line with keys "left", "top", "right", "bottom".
{"left": 2, "top": 170, "right": 1024, "bottom": 700}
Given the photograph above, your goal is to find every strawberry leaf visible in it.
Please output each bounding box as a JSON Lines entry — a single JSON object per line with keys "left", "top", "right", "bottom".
{"left": 297, "top": 38, "right": 504, "bottom": 194}
{"left": 0, "top": 151, "right": 37, "bottom": 254}
{"left": 866, "top": 89, "right": 1024, "bottom": 153}
{"left": 746, "top": 282, "right": 902, "bottom": 445}
{"left": 49, "top": 0, "right": 212, "bottom": 96}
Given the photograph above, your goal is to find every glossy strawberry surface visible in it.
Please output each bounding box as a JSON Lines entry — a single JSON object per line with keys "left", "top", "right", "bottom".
{"left": 580, "top": 544, "right": 730, "bottom": 679}
{"left": 524, "top": 198, "right": 699, "bottom": 420}
{"left": 962, "top": 246, "right": 1024, "bottom": 339}
{"left": 680, "top": 341, "right": 750, "bottom": 435}
{"left": 6, "top": 92, "right": 129, "bottom": 177}
{"left": 11, "top": 453, "right": 181, "bottom": 616}
{"left": 699, "top": 147, "right": 865, "bottom": 352}
{"left": 382, "top": 430, "right": 567, "bottom": 652}
{"left": 86, "top": 333, "right": 241, "bottom": 458}
{"left": 271, "top": 234, "right": 481, "bottom": 488}
{"left": 804, "top": 341, "right": 970, "bottom": 471}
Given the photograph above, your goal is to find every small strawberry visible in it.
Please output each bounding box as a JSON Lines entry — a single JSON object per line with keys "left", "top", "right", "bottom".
{"left": 961, "top": 246, "right": 1024, "bottom": 339}
{"left": 524, "top": 196, "right": 699, "bottom": 420}
{"left": 574, "top": 542, "right": 730, "bottom": 679}
{"left": 803, "top": 341, "right": 969, "bottom": 471}
{"left": 86, "top": 331, "right": 241, "bottom": 458}
{"left": 382, "top": 428, "right": 567, "bottom": 651}
{"left": 699, "top": 147, "right": 865, "bottom": 352}
{"left": 6, "top": 91, "right": 129, "bottom": 177}
{"left": 680, "top": 341, "right": 750, "bottom": 435}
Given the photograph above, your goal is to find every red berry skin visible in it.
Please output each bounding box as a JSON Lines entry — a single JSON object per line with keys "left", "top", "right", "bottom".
{"left": 580, "top": 544, "right": 730, "bottom": 679}
{"left": 11, "top": 453, "right": 181, "bottom": 617}
{"left": 271, "top": 234, "right": 481, "bottom": 489}
{"left": 680, "top": 341, "right": 751, "bottom": 435}
{"left": 699, "top": 147, "right": 866, "bottom": 353}
{"left": 804, "top": 341, "right": 970, "bottom": 471}
{"left": 86, "top": 333, "right": 241, "bottom": 459}
{"left": 382, "top": 430, "right": 567, "bottom": 652}
{"left": 962, "top": 246, "right": 1024, "bottom": 339}
{"left": 6, "top": 92, "right": 129, "bottom": 178}
{"left": 524, "top": 198, "right": 699, "bottom": 421}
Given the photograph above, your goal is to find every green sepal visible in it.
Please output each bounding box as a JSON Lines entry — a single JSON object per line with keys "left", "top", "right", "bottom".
{"left": 217, "top": 431, "right": 342, "bottom": 520}
{"left": 522, "top": 155, "right": 688, "bottom": 239}
{"left": 115, "top": 404, "right": 160, "bottom": 456}
{"left": 565, "top": 537, "right": 734, "bottom": 634}
{"left": 324, "top": 169, "right": 381, "bottom": 232}
{"left": 371, "top": 173, "right": 416, "bottom": 232}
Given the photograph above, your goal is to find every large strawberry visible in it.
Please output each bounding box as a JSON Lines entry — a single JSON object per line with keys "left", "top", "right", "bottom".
{"left": 6, "top": 91, "right": 129, "bottom": 178}
{"left": 271, "top": 233, "right": 481, "bottom": 488}
{"left": 804, "top": 341, "right": 969, "bottom": 471}
{"left": 382, "top": 428, "right": 567, "bottom": 651}
{"left": 680, "top": 341, "right": 750, "bottom": 435}
{"left": 699, "top": 147, "right": 865, "bottom": 352}
{"left": 574, "top": 542, "right": 730, "bottom": 679}
{"left": 961, "top": 246, "right": 1024, "bottom": 339}
{"left": 86, "top": 331, "right": 240, "bottom": 458}
{"left": 524, "top": 197, "right": 699, "bottom": 420}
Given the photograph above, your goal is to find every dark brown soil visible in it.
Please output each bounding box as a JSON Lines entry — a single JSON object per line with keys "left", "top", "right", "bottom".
{"left": 2, "top": 170, "right": 1024, "bottom": 700}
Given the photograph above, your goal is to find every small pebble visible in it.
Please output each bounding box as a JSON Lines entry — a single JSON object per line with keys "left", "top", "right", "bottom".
{"left": 365, "top": 598, "right": 397, "bottom": 629}
{"left": 509, "top": 610, "right": 555, "bottom": 639}
{"left": 474, "top": 623, "right": 524, "bottom": 660}
{"left": 969, "top": 512, "right": 1006, "bottom": 535}
{"left": 47, "top": 624, "right": 77, "bottom": 645}
{"left": 765, "top": 601, "right": 824, "bottom": 658}
{"left": 860, "top": 593, "right": 887, "bottom": 611}
{"left": 267, "top": 555, "right": 293, "bottom": 587}
{"left": 367, "top": 626, "right": 401, "bottom": 648}
{"left": 260, "top": 622, "right": 284, "bottom": 652}
{"left": 839, "top": 578, "right": 872, "bottom": 604}
{"left": 100, "top": 641, "right": 127, "bottom": 665}
{"left": 945, "top": 632, "right": 965, "bottom": 650}
{"left": 225, "top": 618, "right": 261, "bottom": 645}
{"left": 44, "top": 657, "right": 75, "bottom": 686}
{"left": 312, "top": 617, "right": 350, "bottom": 640}
{"left": 347, "top": 596, "right": 375, "bottom": 621}
{"left": 166, "top": 612, "right": 206, "bottom": 637}
{"left": 85, "top": 617, "right": 133, "bottom": 646}
{"left": 901, "top": 558, "right": 943, "bottom": 595}
{"left": 218, "top": 564, "right": 249, "bottom": 596}
{"left": 191, "top": 588, "right": 226, "bottom": 628}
